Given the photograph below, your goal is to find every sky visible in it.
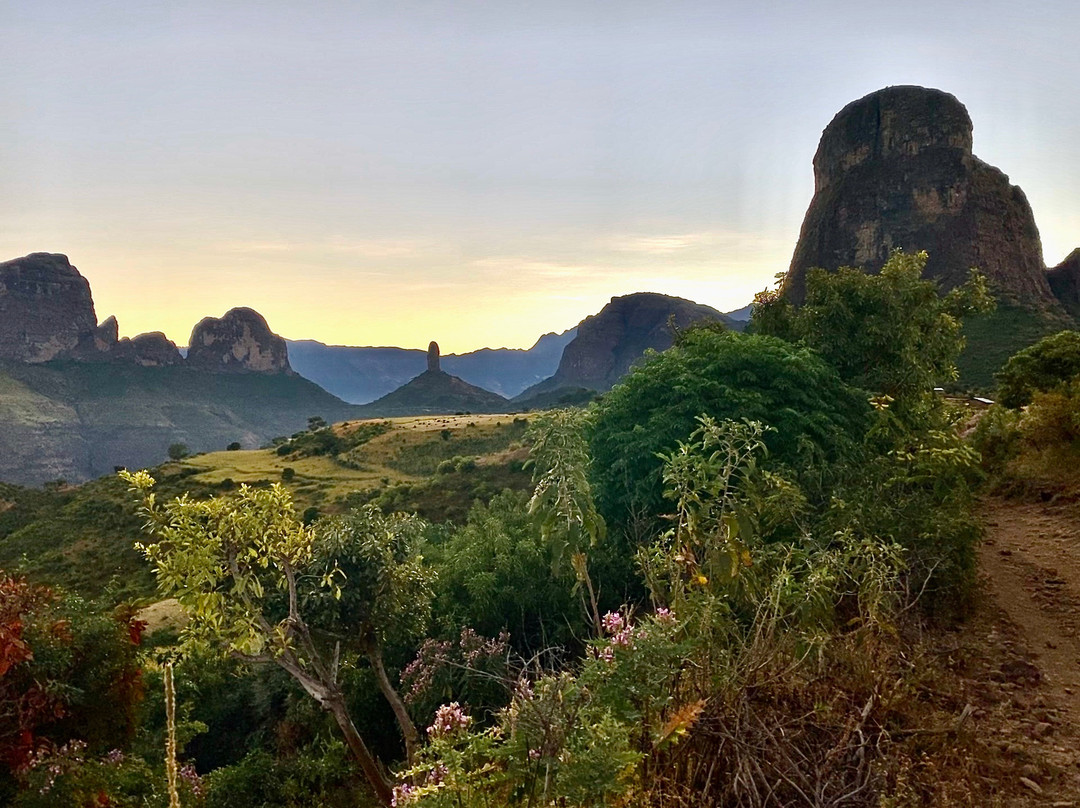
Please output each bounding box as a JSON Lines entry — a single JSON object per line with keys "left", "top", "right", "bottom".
{"left": 2, "top": 1, "right": 1079, "bottom": 353}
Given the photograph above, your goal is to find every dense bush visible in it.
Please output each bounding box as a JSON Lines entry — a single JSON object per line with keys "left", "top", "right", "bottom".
{"left": 0, "top": 578, "right": 146, "bottom": 801}
{"left": 995, "top": 330, "right": 1080, "bottom": 408}
{"left": 425, "top": 490, "right": 583, "bottom": 652}
{"left": 753, "top": 249, "right": 993, "bottom": 417}
{"left": 588, "top": 327, "right": 870, "bottom": 535}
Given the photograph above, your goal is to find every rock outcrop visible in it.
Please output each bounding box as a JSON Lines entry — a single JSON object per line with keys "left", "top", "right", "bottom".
{"left": 1047, "top": 249, "right": 1080, "bottom": 319}
{"left": 113, "top": 332, "right": 184, "bottom": 367}
{"left": 186, "top": 308, "right": 292, "bottom": 374}
{"left": 784, "top": 86, "right": 1059, "bottom": 310}
{"left": 0, "top": 253, "right": 99, "bottom": 362}
{"left": 515, "top": 293, "right": 729, "bottom": 403}
{"left": 428, "top": 341, "right": 441, "bottom": 372}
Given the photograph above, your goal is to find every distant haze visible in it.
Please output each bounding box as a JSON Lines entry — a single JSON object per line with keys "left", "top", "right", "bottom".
{"left": 3, "top": 1, "right": 1078, "bottom": 353}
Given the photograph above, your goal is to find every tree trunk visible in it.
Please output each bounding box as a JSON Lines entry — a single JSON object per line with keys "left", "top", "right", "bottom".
{"left": 368, "top": 646, "right": 421, "bottom": 765}
{"left": 325, "top": 693, "right": 395, "bottom": 806}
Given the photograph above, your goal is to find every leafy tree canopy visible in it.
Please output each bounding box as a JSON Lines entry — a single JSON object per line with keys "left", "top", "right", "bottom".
{"left": 753, "top": 249, "right": 993, "bottom": 414}
{"left": 995, "top": 330, "right": 1080, "bottom": 408}
{"left": 588, "top": 328, "right": 870, "bottom": 535}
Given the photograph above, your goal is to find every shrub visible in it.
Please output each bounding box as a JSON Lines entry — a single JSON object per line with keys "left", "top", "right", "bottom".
{"left": 281, "top": 467, "right": 296, "bottom": 482}
{"left": 996, "top": 330, "right": 1080, "bottom": 408}
{"left": 588, "top": 327, "right": 869, "bottom": 535}
{"left": 226, "top": 442, "right": 242, "bottom": 451}
{"left": 753, "top": 249, "right": 992, "bottom": 418}
{"left": 426, "top": 490, "right": 584, "bottom": 652}
{"left": 1020, "top": 380, "right": 1080, "bottom": 448}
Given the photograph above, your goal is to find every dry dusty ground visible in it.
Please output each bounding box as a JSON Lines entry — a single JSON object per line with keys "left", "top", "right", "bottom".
{"left": 944, "top": 496, "right": 1080, "bottom": 804}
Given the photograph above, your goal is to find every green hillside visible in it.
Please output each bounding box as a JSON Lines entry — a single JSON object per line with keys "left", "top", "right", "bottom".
{"left": 0, "top": 360, "right": 363, "bottom": 486}
{"left": 956, "top": 303, "right": 1074, "bottom": 393}
{"left": 0, "top": 413, "right": 532, "bottom": 602}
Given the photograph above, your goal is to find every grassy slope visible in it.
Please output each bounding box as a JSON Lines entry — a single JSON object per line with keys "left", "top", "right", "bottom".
{"left": 0, "top": 414, "right": 533, "bottom": 602}
{"left": 957, "top": 303, "right": 1074, "bottom": 394}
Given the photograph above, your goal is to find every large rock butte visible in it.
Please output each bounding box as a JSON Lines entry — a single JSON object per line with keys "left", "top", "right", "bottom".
{"left": 186, "top": 307, "right": 293, "bottom": 374}
{"left": 784, "top": 86, "right": 1059, "bottom": 310}
{"left": 0, "top": 253, "right": 99, "bottom": 362}
{"left": 515, "top": 292, "right": 730, "bottom": 402}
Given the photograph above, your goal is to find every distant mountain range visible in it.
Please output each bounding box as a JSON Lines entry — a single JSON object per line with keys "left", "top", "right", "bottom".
{"left": 353, "top": 342, "right": 511, "bottom": 416}
{"left": 287, "top": 328, "right": 576, "bottom": 404}
{"left": 289, "top": 296, "right": 746, "bottom": 407}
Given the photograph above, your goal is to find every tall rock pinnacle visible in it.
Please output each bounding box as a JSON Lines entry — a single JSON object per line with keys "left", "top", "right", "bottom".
{"left": 784, "top": 86, "right": 1058, "bottom": 310}
{"left": 427, "top": 341, "right": 440, "bottom": 373}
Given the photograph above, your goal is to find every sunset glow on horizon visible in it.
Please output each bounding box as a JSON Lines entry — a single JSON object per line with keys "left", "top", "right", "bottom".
{"left": 4, "top": 1, "right": 1078, "bottom": 354}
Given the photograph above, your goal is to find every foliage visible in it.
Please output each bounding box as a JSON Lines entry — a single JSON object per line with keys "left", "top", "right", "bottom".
{"left": 973, "top": 381, "right": 1080, "bottom": 497}
{"left": 823, "top": 406, "right": 984, "bottom": 616}
{"left": 425, "top": 490, "right": 583, "bottom": 653}
{"left": 11, "top": 742, "right": 171, "bottom": 808}
{"left": 400, "top": 627, "right": 511, "bottom": 728}
{"left": 202, "top": 743, "right": 363, "bottom": 808}
{"left": 394, "top": 415, "right": 914, "bottom": 806}
{"left": 957, "top": 302, "right": 1069, "bottom": 393}
{"left": 588, "top": 327, "right": 869, "bottom": 535}
{"left": 754, "top": 249, "right": 994, "bottom": 416}
{"left": 995, "top": 330, "right": 1080, "bottom": 408}
{"left": 168, "top": 443, "right": 191, "bottom": 461}
{"left": 637, "top": 416, "right": 770, "bottom": 612}
{"left": 0, "top": 577, "right": 146, "bottom": 801}
{"left": 123, "top": 471, "right": 432, "bottom": 805}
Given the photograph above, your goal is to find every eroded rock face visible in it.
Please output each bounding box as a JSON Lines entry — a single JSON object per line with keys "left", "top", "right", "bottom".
{"left": 547, "top": 293, "right": 727, "bottom": 391}
{"left": 1047, "top": 248, "right": 1080, "bottom": 318}
{"left": 112, "top": 332, "right": 184, "bottom": 367}
{"left": 427, "top": 341, "right": 440, "bottom": 372}
{"left": 0, "top": 253, "right": 99, "bottom": 362}
{"left": 784, "top": 86, "right": 1058, "bottom": 309}
{"left": 186, "top": 308, "right": 292, "bottom": 373}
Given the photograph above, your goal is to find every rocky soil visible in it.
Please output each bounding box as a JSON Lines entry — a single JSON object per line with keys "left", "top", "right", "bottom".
{"left": 945, "top": 497, "right": 1080, "bottom": 804}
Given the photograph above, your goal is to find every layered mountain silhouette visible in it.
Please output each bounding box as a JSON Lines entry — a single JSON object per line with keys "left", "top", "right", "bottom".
{"left": 355, "top": 342, "right": 510, "bottom": 417}
{"left": 514, "top": 293, "right": 732, "bottom": 406}
{"left": 0, "top": 253, "right": 358, "bottom": 485}
{"left": 287, "top": 328, "right": 575, "bottom": 403}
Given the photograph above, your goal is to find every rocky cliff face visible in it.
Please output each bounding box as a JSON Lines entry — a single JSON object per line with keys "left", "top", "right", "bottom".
{"left": 186, "top": 308, "right": 292, "bottom": 374}
{"left": 516, "top": 293, "right": 728, "bottom": 402}
{"left": 784, "top": 86, "right": 1059, "bottom": 310}
{"left": 1047, "top": 249, "right": 1080, "bottom": 319}
{"left": 114, "top": 332, "right": 184, "bottom": 367}
{"left": 0, "top": 253, "right": 99, "bottom": 362}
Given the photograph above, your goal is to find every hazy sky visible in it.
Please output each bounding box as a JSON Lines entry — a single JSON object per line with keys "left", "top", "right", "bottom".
{"left": 3, "top": 1, "right": 1078, "bottom": 353}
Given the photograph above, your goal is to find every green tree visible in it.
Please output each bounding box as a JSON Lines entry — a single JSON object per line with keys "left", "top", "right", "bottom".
{"left": 753, "top": 249, "right": 993, "bottom": 415}
{"left": 122, "top": 472, "right": 432, "bottom": 806}
{"left": 588, "top": 328, "right": 869, "bottom": 536}
{"left": 526, "top": 409, "right": 606, "bottom": 631}
{"left": 995, "top": 330, "right": 1080, "bottom": 408}
{"left": 167, "top": 443, "right": 189, "bottom": 461}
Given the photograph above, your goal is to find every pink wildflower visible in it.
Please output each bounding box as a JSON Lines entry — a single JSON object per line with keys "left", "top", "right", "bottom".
{"left": 601, "top": 611, "right": 624, "bottom": 635}
{"left": 427, "top": 702, "right": 471, "bottom": 739}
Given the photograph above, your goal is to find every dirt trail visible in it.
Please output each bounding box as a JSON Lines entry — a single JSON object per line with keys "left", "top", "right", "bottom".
{"left": 971, "top": 497, "right": 1080, "bottom": 802}
{"left": 981, "top": 499, "right": 1080, "bottom": 719}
